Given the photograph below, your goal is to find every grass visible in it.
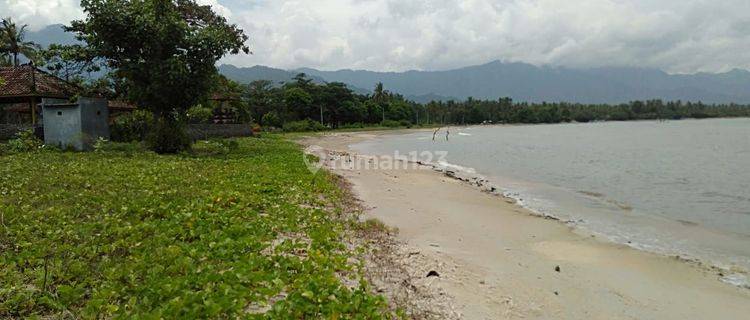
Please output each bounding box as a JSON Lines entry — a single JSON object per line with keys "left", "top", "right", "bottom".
{"left": 0, "top": 136, "right": 396, "bottom": 319}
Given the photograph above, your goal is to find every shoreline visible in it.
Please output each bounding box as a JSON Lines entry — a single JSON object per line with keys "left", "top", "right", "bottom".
{"left": 300, "top": 129, "right": 750, "bottom": 319}
{"left": 346, "top": 124, "right": 750, "bottom": 288}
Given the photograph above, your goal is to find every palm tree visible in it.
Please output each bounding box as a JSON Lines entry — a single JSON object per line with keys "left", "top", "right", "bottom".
{"left": 372, "top": 82, "right": 389, "bottom": 122}
{"left": 0, "top": 17, "right": 40, "bottom": 66}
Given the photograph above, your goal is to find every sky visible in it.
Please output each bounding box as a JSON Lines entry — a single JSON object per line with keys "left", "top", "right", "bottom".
{"left": 3, "top": 0, "right": 750, "bottom": 73}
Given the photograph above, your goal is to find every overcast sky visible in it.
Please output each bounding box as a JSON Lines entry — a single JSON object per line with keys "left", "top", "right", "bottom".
{"left": 3, "top": 0, "right": 750, "bottom": 73}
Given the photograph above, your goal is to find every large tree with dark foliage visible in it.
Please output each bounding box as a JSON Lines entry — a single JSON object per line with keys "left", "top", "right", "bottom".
{"left": 67, "top": 0, "right": 249, "bottom": 153}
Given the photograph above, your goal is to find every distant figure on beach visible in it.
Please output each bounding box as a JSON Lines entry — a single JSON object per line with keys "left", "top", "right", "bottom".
{"left": 446, "top": 129, "right": 450, "bottom": 141}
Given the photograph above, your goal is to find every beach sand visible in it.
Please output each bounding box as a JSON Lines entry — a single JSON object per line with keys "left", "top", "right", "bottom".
{"left": 301, "top": 131, "right": 750, "bottom": 319}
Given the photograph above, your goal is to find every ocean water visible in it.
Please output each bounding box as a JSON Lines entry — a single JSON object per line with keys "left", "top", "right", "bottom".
{"left": 352, "top": 118, "right": 750, "bottom": 285}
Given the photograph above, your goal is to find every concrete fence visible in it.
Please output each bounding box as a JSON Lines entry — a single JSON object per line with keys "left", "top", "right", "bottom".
{"left": 2, "top": 123, "right": 253, "bottom": 142}
{"left": 188, "top": 124, "right": 254, "bottom": 141}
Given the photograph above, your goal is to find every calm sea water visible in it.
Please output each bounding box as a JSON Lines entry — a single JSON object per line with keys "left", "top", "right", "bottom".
{"left": 353, "top": 118, "right": 750, "bottom": 284}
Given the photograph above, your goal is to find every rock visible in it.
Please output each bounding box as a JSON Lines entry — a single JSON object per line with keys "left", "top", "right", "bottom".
{"left": 555, "top": 265, "right": 561, "bottom": 272}
{"left": 554, "top": 291, "right": 559, "bottom": 296}
{"left": 427, "top": 270, "right": 440, "bottom": 278}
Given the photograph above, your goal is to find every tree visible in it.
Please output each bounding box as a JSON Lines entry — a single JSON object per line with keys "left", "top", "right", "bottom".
{"left": 0, "top": 17, "right": 41, "bottom": 66}
{"left": 67, "top": 0, "right": 249, "bottom": 153}
{"left": 319, "top": 82, "right": 357, "bottom": 127}
{"left": 40, "top": 44, "right": 101, "bottom": 81}
{"left": 283, "top": 87, "right": 313, "bottom": 121}
{"left": 245, "top": 80, "right": 277, "bottom": 123}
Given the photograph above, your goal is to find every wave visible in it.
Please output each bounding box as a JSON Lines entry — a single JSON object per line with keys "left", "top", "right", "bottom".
{"left": 419, "top": 158, "right": 750, "bottom": 289}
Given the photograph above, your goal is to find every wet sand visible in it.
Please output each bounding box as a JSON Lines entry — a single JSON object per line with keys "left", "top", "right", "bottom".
{"left": 301, "top": 130, "right": 750, "bottom": 319}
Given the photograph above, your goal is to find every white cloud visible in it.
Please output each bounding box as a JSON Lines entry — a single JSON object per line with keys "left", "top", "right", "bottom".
{"left": 0, "top": 0, "right": 83, "bottom": 30}
{"left": 196, "top": 0, "right": 232, "bottom": 19}
{"left": 4, "top": 0, "right": 750, "bottom": 73}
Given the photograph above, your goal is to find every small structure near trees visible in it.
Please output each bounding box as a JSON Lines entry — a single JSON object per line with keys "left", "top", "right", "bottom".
{"left": 42, "top": 97, "right": 109, "bottom": 150}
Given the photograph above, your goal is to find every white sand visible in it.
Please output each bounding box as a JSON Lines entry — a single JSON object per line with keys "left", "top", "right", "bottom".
{"left": 302, "top": 131, "right": 750, "bottom": 319}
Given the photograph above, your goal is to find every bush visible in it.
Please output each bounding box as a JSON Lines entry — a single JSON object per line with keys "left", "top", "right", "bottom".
{"left": 111, "top": 110, "right": 153, "bottom": 142}
{"left": 186, "top": 104, "right": 214, "bottom": 124}
{"left": 6, "top": 129, "right": 43, "bottom": 153}
{"left": 261, "top": 111, "right": 282, "bottom": 128}
{"left": 146, "top": 118, "right": 192, "bottom": 154}
{"left": 339, "top": 122, "right": 364, "bottom": 129}
{"left": 380, "top": 120, "right": 401, "bottom": 127}
{"left": 572, "top": 110, "right": 595, "bottom": 123}
{"left": 282, "top": 119, "right": 327, "bottom": 132}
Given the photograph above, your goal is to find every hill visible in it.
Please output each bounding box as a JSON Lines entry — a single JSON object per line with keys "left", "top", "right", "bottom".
{"left": 220, "top": 61, "right": 750, "bottom": 104}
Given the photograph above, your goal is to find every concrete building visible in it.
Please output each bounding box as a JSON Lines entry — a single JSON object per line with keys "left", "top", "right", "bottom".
{"left": 42, "top": 97, "right": 110, "bottom": 150}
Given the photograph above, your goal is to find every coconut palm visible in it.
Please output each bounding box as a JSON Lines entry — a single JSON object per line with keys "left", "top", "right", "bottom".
{"left": 0, "top": 17, "right": 41, "bottom": 66}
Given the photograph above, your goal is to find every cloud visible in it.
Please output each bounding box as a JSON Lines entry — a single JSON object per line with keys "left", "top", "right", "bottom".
{"left": 0, "top": 0, "right": 83, "bottom": 30}
{"left": 4, "top": 0, "right": 750, "bottom": 73}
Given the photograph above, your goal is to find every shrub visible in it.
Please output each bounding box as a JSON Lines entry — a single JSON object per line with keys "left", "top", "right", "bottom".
{"left": 186, "top": 104, "right": 213, "bottom": 124}
{"left": 339, "top": 122, "right": 364, "bottom": 129}
{"left": 398, "top": 119, "right": 413, "bottom": 128}
{"left": 111, "top": 110, "right": 153, "bottom": 142}
{"left": 6, "top": 129, "right": 43, "bottom": 152}
{"left": 282, "top": 119, "right": 327, "bottom": 132}
{"left": 572, "top": 110, "right": 595, "bottom": 123}
{"left": 380, "top": 120, "right": 401, "bottom": 127}
{"left": 146, "top": 118, "right": 192, "bottom": 154}
{"left": 261, "top": 111, "right": 282, "bottom": 127}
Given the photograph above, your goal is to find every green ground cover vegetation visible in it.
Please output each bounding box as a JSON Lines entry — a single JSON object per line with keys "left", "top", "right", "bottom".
{"left": 0, "top": 135, "right": 396, "bottom": 318}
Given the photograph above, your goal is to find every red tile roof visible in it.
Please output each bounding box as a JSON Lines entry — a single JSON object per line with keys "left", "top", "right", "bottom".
{"left": 209, "top": 92, "right": 241, "bottom": 101}
{"left": 0, "top": 64, "right": 79, "bottom": 99}
{"left": 108, "top": 100, "right": 137, "bottom": 110}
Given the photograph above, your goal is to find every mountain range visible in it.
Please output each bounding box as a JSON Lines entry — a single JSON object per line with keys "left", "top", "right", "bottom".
{"left": 220, "top": 62, "right": 750, "bottom": 104}
{"left": 26, "top": 25, "right": 750, "bottom": 104}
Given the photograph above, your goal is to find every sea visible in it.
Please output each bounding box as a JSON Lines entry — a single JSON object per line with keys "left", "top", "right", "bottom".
{"left": 352, "top": 118, "right": 750, "bottom": 287}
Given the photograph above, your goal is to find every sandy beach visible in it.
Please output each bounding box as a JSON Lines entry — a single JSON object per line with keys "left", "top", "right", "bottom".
{"left": 301, "top": 130, "right": 750, "bottom": 320}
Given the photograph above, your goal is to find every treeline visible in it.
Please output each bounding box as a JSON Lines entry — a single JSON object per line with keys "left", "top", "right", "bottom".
{"left": 240, "top": 73, "right": 750, "bottom": 129}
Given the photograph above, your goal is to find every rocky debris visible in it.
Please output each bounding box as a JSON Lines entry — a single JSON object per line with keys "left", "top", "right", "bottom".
{"left": 555, "top": 265, "right": 561, "bottom": 272}
{"left": 327, "top": 169, "right": 461, "bottom": 319}
{"left": 427, "top": 270, "right": 440, "bottom": 278}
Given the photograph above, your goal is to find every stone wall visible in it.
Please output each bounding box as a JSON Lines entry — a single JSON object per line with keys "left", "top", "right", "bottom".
{"left": 188, "top": 124, "right": 254, "bottom": 141}
{"left": 0, "top": 124, "right": 31, "bottom": 141}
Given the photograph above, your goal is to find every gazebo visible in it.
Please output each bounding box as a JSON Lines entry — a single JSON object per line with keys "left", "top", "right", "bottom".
{"left": 208, "top": 92, "right": 242, "bottom": 124}
{"left": 0, "top": 64, "right": 79, "bottom": 124}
